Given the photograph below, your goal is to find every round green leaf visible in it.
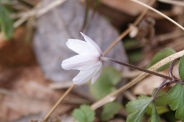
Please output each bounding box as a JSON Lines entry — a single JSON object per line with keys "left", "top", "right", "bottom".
{"left": 72, "top": 105, "right": 95, "bottom": 122}
{"left": 89, "top": 67, "right": 122, "bottom": 100}
{"left": 101, "top": 102, "right": 122, "bottom": 121}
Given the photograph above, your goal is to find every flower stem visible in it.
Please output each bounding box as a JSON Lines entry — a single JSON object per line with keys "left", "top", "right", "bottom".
{"left": 101, "top": 57, "right": 172, "bottom": 80}
{"left": 42, "top": 84, "right": 75, "bottom": 122}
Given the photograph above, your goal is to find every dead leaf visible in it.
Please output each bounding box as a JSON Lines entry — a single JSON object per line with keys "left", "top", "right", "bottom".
{"left": 132, "top": 73, "right": 166, "bottom": 95}
{"left": 0, "top": 65, "right": 89, "bottom": 122}
{"left": 0, "top": 27, "right": 36, "bottom": 67}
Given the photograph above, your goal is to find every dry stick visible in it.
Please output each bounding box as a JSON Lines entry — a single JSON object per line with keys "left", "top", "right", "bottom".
{"left": 101, "top": 57, "right": 171, "bottom": 80}
{"left": 42, "top": 84, "right": 75, "bottom": 122}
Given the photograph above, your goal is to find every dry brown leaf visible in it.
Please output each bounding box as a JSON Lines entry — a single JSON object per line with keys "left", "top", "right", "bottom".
{"left": 0, "top": 66, "right": 72, "bottom": 122}
{"left": 132, "top": 73, "right": 166, "bottom": 95}
{"left": 0, "top": 27, "right": 36, "bottom": 66}
{"left": 0, "top": 65, "right": 89, "bottom": 122}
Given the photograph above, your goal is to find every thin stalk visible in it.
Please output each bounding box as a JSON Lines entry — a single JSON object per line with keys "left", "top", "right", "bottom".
{"left": 101, "top": 57, "right": 172, "bottom": 80}
{"left": 169, "top": 59, "right": 178, "bottom": 80}
{"left": 42, "top": 84, "right": 75, "bottom": 122}
{"left": 152, "top": 79, "right": 168, "bottom": 99}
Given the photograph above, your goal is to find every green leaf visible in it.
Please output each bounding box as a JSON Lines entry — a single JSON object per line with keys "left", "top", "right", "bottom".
{"left": 167, "top": 83, "right": 184, "bottom": 121}
{"left": 151, "top": 103, "right": 161, "bottom": 122}
{"left": 89, "top": 67, "right": 121, "bottom": 100}
{"left": 147, "top": 48, "right": 176, "bottom": 71}
{"left": 154, "top": 90, "right": 168, "bottom": 107}
{"left": 126, "top": 96, "right": 153, "bottom": 122}
{"left": 145, "top": 103, "right": 168, "bottom": 115}
{"left": 0, "top": 4, "right": 13, "bottom": 39}
{"left": 101, "top": 102, "right": 122, "bottom": 121}
{"left": 72, "top": 105, "right": 95, "bottom": 122}
{"left": 179, "top": 56, "right": 184, "bottom": 80}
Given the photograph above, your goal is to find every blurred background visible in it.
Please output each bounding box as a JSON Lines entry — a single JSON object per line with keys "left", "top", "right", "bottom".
{"left": 0, "top": 0, "right": 184, "bottom": 121}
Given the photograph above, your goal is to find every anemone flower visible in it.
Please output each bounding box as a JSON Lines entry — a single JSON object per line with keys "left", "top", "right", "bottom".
{"left": 62, "top": 32, "right": 103, "bottom": 85}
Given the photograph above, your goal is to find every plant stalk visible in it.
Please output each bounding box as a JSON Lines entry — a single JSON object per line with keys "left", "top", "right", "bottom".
{"left": 42, "top": 84, "right": 75, "bottom": 122}
{"left": 101, "top": 57, "right": 172, "bottom": 80}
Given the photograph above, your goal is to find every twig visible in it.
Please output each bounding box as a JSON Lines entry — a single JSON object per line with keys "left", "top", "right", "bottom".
{"left": 131, "top": 0, "right": 184, "bottom": 31}
{"left": 156, "top": 30, "right": 184, "bottom": 42}
{"left": 42, "top": 84, "right": 75, "bottom": 122}
{"left": 101, "top": 57, "right": 171, "bottom": 80}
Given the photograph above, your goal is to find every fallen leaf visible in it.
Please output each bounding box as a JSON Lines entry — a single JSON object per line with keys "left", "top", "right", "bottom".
{"left": 132, "top": 74, "right": 165, "bottom": 95}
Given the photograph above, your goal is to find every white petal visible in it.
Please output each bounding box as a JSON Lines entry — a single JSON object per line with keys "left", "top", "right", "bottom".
{"left": 91, "top": 62, "right": 102, "bottom": 84}
{"left": 73, "top": 67, "right": 97, "bottom": 84}
{"left": 80, "top": 32, "right": 102, "bottom": 55}
{"left": 61, "top": 54, "right": 99, "bottom": 70}
{"left": 66, "top": 39, "right": 97, "bottom": 54}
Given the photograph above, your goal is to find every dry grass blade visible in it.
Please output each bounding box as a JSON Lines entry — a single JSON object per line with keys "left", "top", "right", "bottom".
{"left": 42, "top": 84, "right": 75, "bottom": 122}
{"left": 91, "top": 50, "right": 184, "bottom": 110}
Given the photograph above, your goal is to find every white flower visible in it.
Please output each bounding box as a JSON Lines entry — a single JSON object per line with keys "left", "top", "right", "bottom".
{"left": 61, "top": 32, "right": 103, "bottom": 85}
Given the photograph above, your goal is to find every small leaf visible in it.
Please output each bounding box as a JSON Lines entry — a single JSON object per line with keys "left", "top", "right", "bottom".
{"left": 72, "top": 105, "right": 95, "bottom": 122}
{"left": 126, "top": 96, "right": 153, "bottom": 122}
{"left": 154, "top": 90, "right": 168, "bottom": 107}
{"left": 167, "top": 83, "right": 184, "bottom": 121}
{"left": 145, "top": 104, "right": 168, "bottom": 115}
{"left": 179, "top": 56, "right": 184, "bottom": 80}
{"left": 151, "top": 103, "right": 161, "bottom": 122}
{"left": 101, "top": 102, "right": 122, "bottom": 121}
{"left": 89, "top": 67, "right": 121, "bottom": 100}
{"left": 0, "top": 4, "right": 13, "bottom": 39}
{"left": 147, "top": 48, "right": 176, "bottom": 71}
